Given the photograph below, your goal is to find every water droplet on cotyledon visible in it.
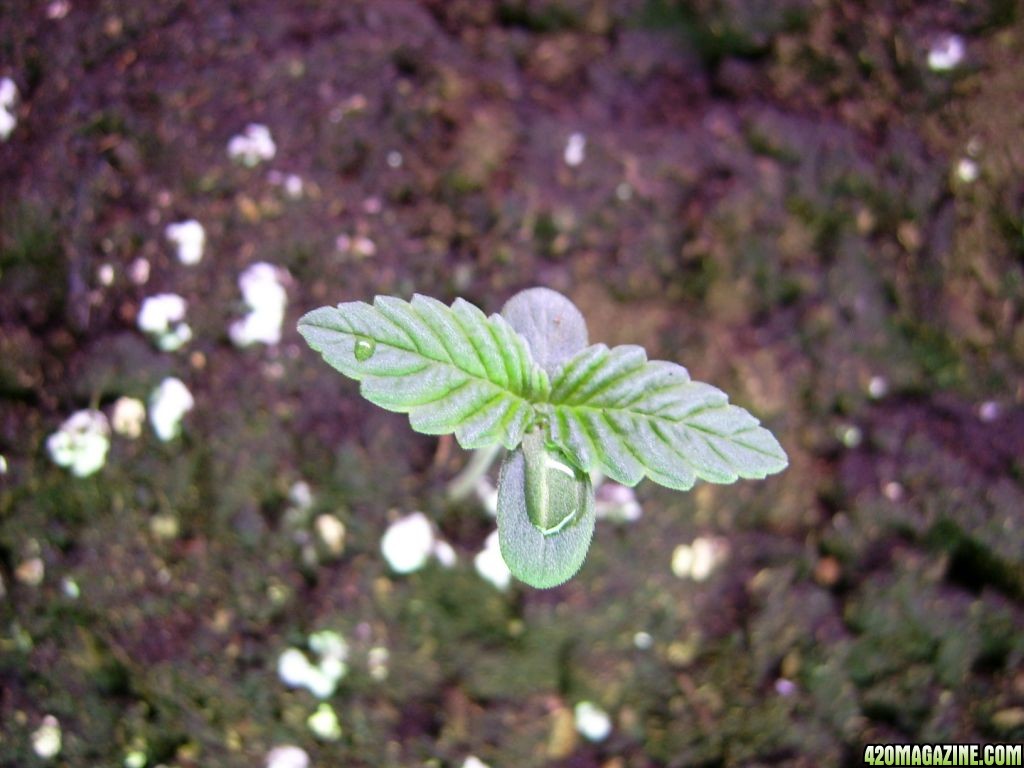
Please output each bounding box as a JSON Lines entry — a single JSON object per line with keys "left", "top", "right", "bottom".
{"left": 354, "top": 337, "right": 376, "bottom": 361}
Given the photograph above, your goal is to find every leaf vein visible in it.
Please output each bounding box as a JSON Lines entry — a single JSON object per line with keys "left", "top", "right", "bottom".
{"left": 564, "top": 356, "right": 645, "bottom": 405}
{"left": 554, "top": 347, "right": 608, "bottom": 402}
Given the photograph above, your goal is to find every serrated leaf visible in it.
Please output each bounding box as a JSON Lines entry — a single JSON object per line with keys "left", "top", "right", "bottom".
{"left": 298, "top": 295, "right": 550, "bottom": 450}
{"left": 497, "top": 436, "right": 596, "bottom": 589}
{"left": 545, "top": 344, "right": 788, "bottom": 489}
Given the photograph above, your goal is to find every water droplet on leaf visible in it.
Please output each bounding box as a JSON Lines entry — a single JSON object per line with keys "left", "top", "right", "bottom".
{"left": 354, "top": 338, "right": 376, "bottom": 361}
{"left": 522, "top": 431, "right": 587, "bottom": 536}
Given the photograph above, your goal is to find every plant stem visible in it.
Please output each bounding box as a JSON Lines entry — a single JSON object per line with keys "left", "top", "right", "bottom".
{"left": 446, "top": 444, "right": 502, "bottom": 502}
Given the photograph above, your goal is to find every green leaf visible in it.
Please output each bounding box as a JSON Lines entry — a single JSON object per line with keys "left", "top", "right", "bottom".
{"left": 544, "top": 344, "right": 788, "bottom": 489}
{"left": 501, "top": 287, "right": 589, "bottom": 376}
{"left": 497, "top": 432, "right": 596, "bottom": 589}
{"left": 297, "top": 295, "right": 550, "bottom": 450}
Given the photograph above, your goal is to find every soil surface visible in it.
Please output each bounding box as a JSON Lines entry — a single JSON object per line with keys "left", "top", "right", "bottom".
{"left": 1, "top": 1, "right": 1023, "bottom": 766}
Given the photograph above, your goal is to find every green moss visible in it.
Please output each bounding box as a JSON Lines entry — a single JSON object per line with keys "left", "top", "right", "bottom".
{"left": 0, "top": 203, "right": 65, "bottom": 325}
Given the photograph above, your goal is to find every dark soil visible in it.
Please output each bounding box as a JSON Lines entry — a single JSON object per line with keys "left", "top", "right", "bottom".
{"left": 1, "top": 1, "right": 1023, "bottom": 766}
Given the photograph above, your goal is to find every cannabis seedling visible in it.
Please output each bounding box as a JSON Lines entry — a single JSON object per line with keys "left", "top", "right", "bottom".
{"left": 298, "top": 288, "right": 787, "bottom": 588}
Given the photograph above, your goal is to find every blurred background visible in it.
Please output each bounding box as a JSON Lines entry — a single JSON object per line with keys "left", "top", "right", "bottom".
{"left": 2, "top": 1, "right": 1023, "bottom": 766}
